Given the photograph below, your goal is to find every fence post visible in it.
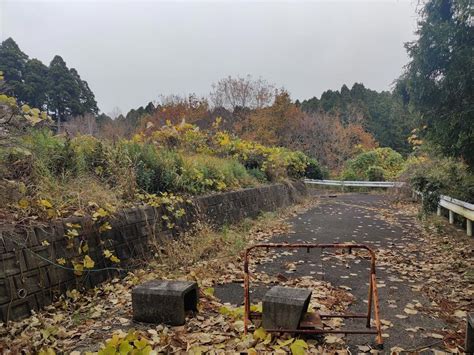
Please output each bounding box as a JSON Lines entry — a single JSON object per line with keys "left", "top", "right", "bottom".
{"left": 467, "top": 219, "right": 472, "bottom": 237}
{"left": 449, "top": 210, "right": 454, "bottom": 224}
{"left": 437, "top": 206, "right": 441, "bottom": 216}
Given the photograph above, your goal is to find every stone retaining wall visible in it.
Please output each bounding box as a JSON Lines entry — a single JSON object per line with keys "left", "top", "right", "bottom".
{"left": 0, "top": 181, "right": 306, "bottom": 322}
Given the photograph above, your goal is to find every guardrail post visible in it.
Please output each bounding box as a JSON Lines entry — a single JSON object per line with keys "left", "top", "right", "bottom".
{"left": 467, "top": 219, "right": 472, "bottom": 237}
{"left": 449, "top": 210, "right": 454, "bottom": 224}
{"left": 437, "top": 206, "right": 441, "bottom": 216}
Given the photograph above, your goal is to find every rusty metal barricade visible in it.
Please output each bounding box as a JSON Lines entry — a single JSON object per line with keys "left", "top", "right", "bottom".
{"left": 243, "top": 243, "right": 383, "bottom": 348}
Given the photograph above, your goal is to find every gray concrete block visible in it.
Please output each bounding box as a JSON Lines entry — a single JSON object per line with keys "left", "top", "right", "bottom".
{"left": 14, "top": 268, "right": 49, "bottom": 297}
{"left": 0, "top": 251, "right": 27, "bottom": 278}
{"left": 132, "top": 280, "right": 198, "bottom": 325}
{"left": 0, "top": 294, "right": 37, "bottom": 322}
{"left": 466, "top": 313, "right": 474, "bottom": 354}
{"left": 0, "top": 277, "right": 14, "bottom": 304}
{"left": 23, "top": 245, "right": 51, "bottom": 269}
{"left": 262, "top": 286, "right": 312, "bottom": 330}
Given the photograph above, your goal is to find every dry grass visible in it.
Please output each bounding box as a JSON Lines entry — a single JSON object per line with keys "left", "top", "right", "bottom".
{"left": 147, "top": 212, "right": 279, "bottom": 271}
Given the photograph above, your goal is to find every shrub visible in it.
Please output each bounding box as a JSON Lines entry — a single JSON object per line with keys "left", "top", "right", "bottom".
{"left": 304, "top": 158, "right": 324, "bottom": 179}
{"left": 247, "top": 168, "right": 267, "bottom": 182}
{"left": 340, "top": 168, "right": 358, "bottom": 181}
{"left": 341, "top": 147, "right": 404, "bottom": 181}
{"left": 402, "top": 155, "right": 474, "bottom": 209}
{"left": 22, "top": 129, "right": 78, "bottom": 178}
{"left": 180, "top": 154, "right": 255, "bottom": 194}
{"left": 367, "top": 166, "right": 386, "bottom": 181}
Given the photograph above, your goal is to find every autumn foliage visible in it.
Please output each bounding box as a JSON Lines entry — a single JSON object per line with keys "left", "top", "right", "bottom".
{"left": 234, "top": 92, "right": 377, "bottom": 171}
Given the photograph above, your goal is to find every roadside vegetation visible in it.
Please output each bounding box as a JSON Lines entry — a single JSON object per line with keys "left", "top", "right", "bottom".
{"left": 0, "top": 117, "right": 314, "bottom": 223}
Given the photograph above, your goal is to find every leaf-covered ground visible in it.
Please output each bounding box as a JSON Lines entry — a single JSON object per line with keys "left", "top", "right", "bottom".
{"left": 1, "top": 193, "right": 472, "bottom": 354}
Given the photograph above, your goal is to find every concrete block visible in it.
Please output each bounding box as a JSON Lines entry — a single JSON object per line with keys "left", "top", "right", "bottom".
{"left": 0, "top": 251, "right": 27, "bottom": 278}
{"left": 0, "top": 230, "right": 17, "bottom": 253}
{"left": 262, "top": 286, "right": 312, "bottom": 330}
{"left": 0, "top": 277, "right": 14, "bottom": 304}
{"left": 47, "top": 265, "right": 74, "bottom": 286}
{"left": 35, "top": 289, "right": 53, "bottom": 308}
{"left": 23, "top": 245, "right": 52, "bottom": 269}
{"left": 0, "top": 294, "right": 37, "bottom": 322}
{"left": 123, "top": 208, "right": 143, "bottom": 224}
{"left": 14, "top": 268, "right": 49, "bottom": 297}
{"left": 466, "top": 313, "right": 474, "bottom": 354}
{"left": 132, "top": 280, "right": 198, "bottom": 325}
{"left": 33, "top": 226, "right": 54, "bottom": 245}
{"left": 51, "top": 239, "right": 75, "bottom": 260}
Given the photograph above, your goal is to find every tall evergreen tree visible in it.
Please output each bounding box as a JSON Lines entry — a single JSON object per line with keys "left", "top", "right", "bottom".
{"left": 402, "top": 0, "right": 473, "bottom": 167}
{"left": 23, "top": 59, "right": 49, "bottom": 109}
{"left": 69, "top": 68, "right": 98, "bottom": 116}
{"left": 47, "top": 56, "right": 99, "bottom": 127}
{"left": 0, "top": 38, "right": 28, "bottom": 99}
{"left": 0, "top": 38, "right": 99, "bottom": 126}
{"left": 47, "top": 55, "right": 80, "bottom": 126}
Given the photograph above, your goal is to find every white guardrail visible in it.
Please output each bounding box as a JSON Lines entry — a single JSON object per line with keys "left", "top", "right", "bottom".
{"left": 438, "top": 195, "right": 473, "bottom": 236}
{"left": 305, "top": 179, "right": 473, "bottom": 237}
{"left": 304, "top": 179, "right": 405, "bottom": 188}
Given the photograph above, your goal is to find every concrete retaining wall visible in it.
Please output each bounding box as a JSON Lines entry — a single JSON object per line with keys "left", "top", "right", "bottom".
{"left": 0, "top": 181, "right": 306, "bottom": 321}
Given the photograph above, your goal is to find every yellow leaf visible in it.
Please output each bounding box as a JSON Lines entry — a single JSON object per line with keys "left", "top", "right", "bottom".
{"left": 250, "top": 303, "right": 262, "bottom": 313}
{"left": 57, "top": 258, "right": 66, "bottom": 265}
{"left": 38, "top": 348, "right": 56, "bottom": 355}
{"left": 73, "top": 262, "right": 84, "bottom": 276}
{"left": 107, "top": 333, "right": 121, "bottom": 347}
{"left": 203, "top": 287, "right": 214, "bottom": 297}
{"left": 38, "top": 199, "right": 53, "bottom": 208}
{"left": 290, "top": 339, "right": 308, "bottom": 355}
{"left": 18, "top": 182, "right": 27, "bottom": 194}
{"left": 277, "top": 338, "right": 294, "bottom": 347}
{"left": 133, "top": 337, "right": 148, "bottom": 350}
{"left": 110, "top": 255, "right": 120, "bottom": 263}
{"left": 103, "top": 249, "right": 112, "bottom": 258}
{"left": 66, "top": 223, "right": 81, "bottom": 229}
{"left": 47, "top": 209, "right": 57, "bottom": 218}
{"left": 83, "top": 255, "right": 95, "bottom": 269}
{"left": 253, "top": 327, "right": 267, "bottom": 341}
{"left": 25, "top": 114, "right": 42, "bottom": 125}
{"left": 66, "top": 229, "right": 79, "bottom": 238}
{"left": 41, "top": 240, "right": 50, "bottom": 246}
{"left": 18, "top": 198, "right": 29, "bottom": 209}
{"left": 93, "top": 208, "right": 109, "bottom": 220}
{"left": 99, "top": 221, "right": 112, "bottom": 233}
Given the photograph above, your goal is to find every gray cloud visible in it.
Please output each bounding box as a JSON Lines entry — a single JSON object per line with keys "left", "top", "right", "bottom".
{"left": 1, "top": 0, "right": 417, "bottom": 114}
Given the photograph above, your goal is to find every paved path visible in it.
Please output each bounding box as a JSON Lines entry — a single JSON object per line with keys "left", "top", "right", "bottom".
{"left": 215, "top": 193, "right": 447, "bottom": 351}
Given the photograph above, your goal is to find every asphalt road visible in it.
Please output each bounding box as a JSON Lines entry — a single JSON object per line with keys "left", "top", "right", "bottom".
{"left": 214, "top": 192, "right": 447, "bottom": 352}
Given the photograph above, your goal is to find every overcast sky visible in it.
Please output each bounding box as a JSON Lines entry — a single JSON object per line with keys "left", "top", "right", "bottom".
{"left": 1, "top": 0, "right": 418, "bottom": 115}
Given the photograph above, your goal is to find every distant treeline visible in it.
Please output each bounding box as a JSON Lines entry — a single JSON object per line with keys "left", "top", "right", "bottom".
{"left": 298, "top": 83, "right": 415, "bottom": 154}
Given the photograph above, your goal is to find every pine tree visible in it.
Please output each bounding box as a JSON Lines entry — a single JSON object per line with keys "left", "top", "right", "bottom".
{"left": 23, "top": 59, "right": 49, "bottom": 109}
{"left": 47, "top": 55, "right": 80, "bottom": 127}
{"left": 0, "top": 38, "right": 28, "bottom": 99}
